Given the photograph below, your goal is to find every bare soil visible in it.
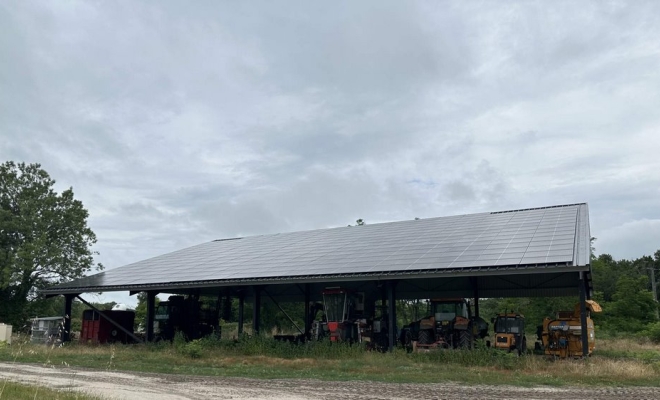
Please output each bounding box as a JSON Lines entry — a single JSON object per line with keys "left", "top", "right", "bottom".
{"left": 1, "top": 362, "right": 658, "bottom": 400}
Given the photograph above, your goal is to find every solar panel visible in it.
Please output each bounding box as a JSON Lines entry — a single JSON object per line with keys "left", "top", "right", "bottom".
{"left": 46, "top": 203, "right": 590, "bottom": 292}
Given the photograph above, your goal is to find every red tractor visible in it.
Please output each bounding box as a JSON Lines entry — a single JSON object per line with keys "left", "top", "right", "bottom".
{"left": 319, "top": 288, "right": 364, "bottom": 342}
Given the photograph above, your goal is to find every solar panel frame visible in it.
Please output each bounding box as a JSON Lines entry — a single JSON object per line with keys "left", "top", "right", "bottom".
{"left": 43, "top": 203, "right": 591, "bottom": 294}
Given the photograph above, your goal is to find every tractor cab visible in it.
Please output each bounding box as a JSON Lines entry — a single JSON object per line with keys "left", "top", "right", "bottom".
{"left": 493, "top": 313, "right": 526, "bottom": 354}
{"left": 415, "top": 298, "right": 475, "bottom": 349}
{"left": 321, "top": 288, "right": 364, "bottom": 342}
{"left": 431, "top": 299, "right": 470, "bottom": 326}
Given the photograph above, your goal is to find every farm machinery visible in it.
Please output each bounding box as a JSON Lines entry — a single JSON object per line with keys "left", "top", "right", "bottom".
{"left": 535, "top": 300, "right": 602, "bottom": 358}
{"left": 314, "top": 288, "right": 364, "bottom": 342}
{"left": 399, "top": 298, "right": 488, "bottom": 351}
{"left": 154, "top": 295, "right": 219, "bottom": 341}
{"left": 492, "top": 313, "right": 526, "bottom": 355}
{"left": 310, "top": 288, "right": 392, "bottom": 349}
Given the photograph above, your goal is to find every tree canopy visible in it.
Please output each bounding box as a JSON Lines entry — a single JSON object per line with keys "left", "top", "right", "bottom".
{"left": 0, "top": 161, "right": 101, "bottom": 326}
{"left": 474, "top": 245, "right": 660, "bottom": 342}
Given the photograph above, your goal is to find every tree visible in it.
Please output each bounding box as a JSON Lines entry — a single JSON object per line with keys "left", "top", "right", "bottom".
{"left": 0, "top": 162, "right": 101, "bottom": 326}
{"left": 134, "top": 292, "right": 159, "bottom": 331}
{"left": 601, "top": 275, "right": 657, "bottom": 332}
{"left": 347, "top": 219, "right": 365, "bottom": 227}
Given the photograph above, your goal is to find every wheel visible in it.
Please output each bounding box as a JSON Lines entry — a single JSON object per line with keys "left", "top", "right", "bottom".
{"left": 417, "top": 329, "right": 434, "bottom": 345}
{"left": 458, "top": 330, "right": 473, "bottom": 349}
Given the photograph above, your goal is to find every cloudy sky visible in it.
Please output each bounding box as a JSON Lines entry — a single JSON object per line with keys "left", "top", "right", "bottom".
{"left": 2, "top": 1, "right": 659, "bottom": 304}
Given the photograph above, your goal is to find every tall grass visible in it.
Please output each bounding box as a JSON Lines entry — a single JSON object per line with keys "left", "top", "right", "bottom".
{"left": 1, "top": 334, "right": 658, "bottom": 387}
{"left": 0, "top": 337, "right": 103, "bottom": 399}
{"left": 0, "top": 381, "right": 102, "bottom": 400}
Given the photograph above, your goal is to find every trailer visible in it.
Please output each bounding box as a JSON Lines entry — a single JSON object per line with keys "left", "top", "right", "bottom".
{"left": 80, "top": 309, "right": 136, "bottom": 344}
{"left": 30, "top": 317, "right": 64, "bottom": 344}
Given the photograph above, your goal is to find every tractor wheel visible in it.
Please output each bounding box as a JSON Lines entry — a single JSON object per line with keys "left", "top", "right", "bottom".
{"left": 417, "top": 329, "right": 433, "bottom": 345}
{"left": 458, "top": 330, "right": 473, "bottom": 349}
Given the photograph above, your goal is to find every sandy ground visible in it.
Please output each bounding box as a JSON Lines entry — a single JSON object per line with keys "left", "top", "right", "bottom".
{"left": 1, "top": 362, "right": 659, "bottom": 400}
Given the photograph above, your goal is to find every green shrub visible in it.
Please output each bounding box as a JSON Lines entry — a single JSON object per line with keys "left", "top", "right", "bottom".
{"left": 642, "top": 322, "right": 660, "bottom": 343}
{"left": 184, "top": 339, "right": 203, "bottom": 359}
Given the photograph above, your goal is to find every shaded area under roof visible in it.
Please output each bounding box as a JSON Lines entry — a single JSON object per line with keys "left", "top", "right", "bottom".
{"left": 43, "top": 203, "right": 592, "bottom": 297}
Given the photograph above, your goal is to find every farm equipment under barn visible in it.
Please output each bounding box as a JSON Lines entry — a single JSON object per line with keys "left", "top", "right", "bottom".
{"left": 154, "top": 295, "right": 219, "bottom": 341}
{"left": 492, "top": 313, "right": 526, "bottom": 355}
{"left": 316, "top": 288, "right": 365, "bottom": 343}
{"left": 536, "top": 300, "right": 602, "bottom": 358}
{"left": 399, "top": 298, "right": 488, "bottom": 351}
{"left": 30, "top": 317, "right": 64, "bottom": 344}
{"left": 80, "top": 308, "right": 136, "bottom": 344}
{"left": 292, "top": 287, "right": 393, "bottom": 350}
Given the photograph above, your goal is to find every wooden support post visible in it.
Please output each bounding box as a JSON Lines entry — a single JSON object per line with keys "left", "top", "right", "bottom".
{"left": 146, "top": 291, "right": 157, "bottom": 342}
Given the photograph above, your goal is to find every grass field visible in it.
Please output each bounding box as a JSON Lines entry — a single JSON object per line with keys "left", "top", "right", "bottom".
{"left": 1, "top": 335, "right": 658, "bottom": 388}
{"left": 0, "top": 380, "right": 102, "bottom": 400}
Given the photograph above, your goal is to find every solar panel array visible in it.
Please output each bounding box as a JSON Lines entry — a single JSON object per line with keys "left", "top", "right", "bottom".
{"left": 49, "top": 203, "right": 589, "bottom": 291}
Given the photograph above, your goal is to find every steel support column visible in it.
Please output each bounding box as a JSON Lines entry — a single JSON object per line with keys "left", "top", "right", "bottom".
{"left": 222, "top": 290, "right": 232, "bottom": 322}
{"left": 304, "top": 283, "right": 311, "bottom": 339}
{"left": 252, "top": 285, "right": 262, "bottom": 334}
{"left": 238, "top": 291, "right": 245, "bottom": 335}
{"left": 579, "top": 271, "right": 589, "bottom": 357}
{"left": 62, "top": 293, "right": 77, "bottom": 342}
{"left": 471, "top": 277, "right": 480, "bottom": 318}
{"left": 146, "top": 291, "right": 157, "bottom": 342}
{"left": 387, "top": 280, "right": 397, "bottom": 352}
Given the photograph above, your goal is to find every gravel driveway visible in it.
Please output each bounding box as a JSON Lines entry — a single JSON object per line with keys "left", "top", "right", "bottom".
{"left": 1, "top": 362, "right": 658, "bottom": 400}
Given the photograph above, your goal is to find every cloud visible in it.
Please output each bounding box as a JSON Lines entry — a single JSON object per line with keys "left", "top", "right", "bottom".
{"left": 597, "top": 219, "right": 660, "bottom": 260}
{"left": 2, "top": 1, "right": 660, "bottom": 305}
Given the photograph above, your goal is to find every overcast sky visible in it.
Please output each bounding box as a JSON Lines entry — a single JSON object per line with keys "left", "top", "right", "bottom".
{"left": 2, "top": 1, "right": 659, "bottom": 305}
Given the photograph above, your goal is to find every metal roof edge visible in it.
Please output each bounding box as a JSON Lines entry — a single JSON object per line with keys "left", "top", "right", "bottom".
{"left": 41, "top": 263, "right": 588, "bottom": 295}
{"left": 573, "top": 203, "right": 591, "bottom": 267}
{"left": 490, "top": 202, "right": 586, "bottom": 215}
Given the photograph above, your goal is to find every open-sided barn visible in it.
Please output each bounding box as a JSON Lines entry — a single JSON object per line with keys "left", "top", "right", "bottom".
{"left": 43, "top": 203, "right": 593, "bottom": 352}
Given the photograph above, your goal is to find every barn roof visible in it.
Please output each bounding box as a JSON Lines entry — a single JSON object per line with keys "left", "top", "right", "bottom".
{"left": 43, "top": 203, "right": 591, "bottom": 296}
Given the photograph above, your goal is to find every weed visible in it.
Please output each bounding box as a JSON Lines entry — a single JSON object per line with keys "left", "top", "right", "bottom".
{"left": 0, "top": 381, "right": 101, "bottom": 400}
{"left": 183, "top": 340, "right": 203, "bottom": 359}
{"left": 1, "top": 336, "right": 658, "bottom": 387}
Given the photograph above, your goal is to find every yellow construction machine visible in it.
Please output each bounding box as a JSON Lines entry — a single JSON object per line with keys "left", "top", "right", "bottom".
{"left": 492, "top": 313, "right": 526, "bottom": 355}
{"left": 535, "top": 300, "right": 602, "bottom": 358}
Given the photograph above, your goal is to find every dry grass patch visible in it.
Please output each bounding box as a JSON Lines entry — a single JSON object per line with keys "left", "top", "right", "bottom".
{"left": 203, "top": 354, "right": 339, "bottom": 371}
{"left": 577, "top": 358, "right": 657, "bottom": 379}
{"left": 519, "top": 355, "right": 659, "bottom": 381}
{"left": 2, "top": 338, "right": 659, "bottom": 387}
{"left": 598, "top": 338, "right": 660, "bottom": 353}
{"left": 0, "top": 381, "right": 104, "bottom": 400}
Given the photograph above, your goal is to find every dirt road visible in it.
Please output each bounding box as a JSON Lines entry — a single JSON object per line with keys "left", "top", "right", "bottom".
{"left": 1, "top": 362, "right": 658, "bottom": 400}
